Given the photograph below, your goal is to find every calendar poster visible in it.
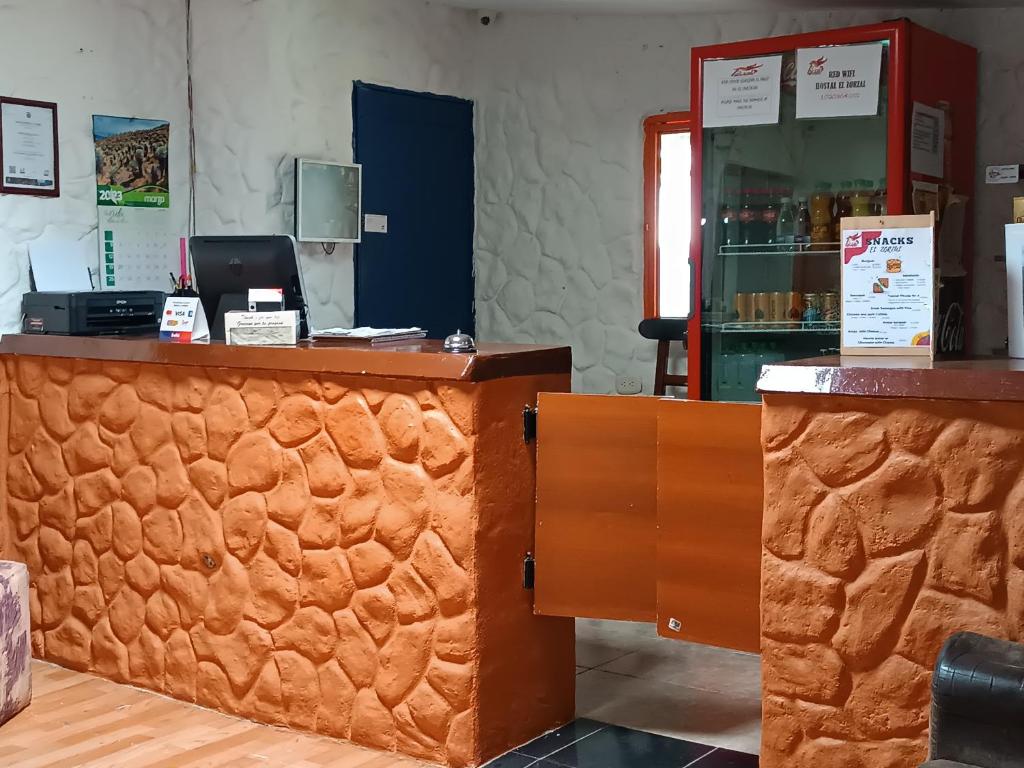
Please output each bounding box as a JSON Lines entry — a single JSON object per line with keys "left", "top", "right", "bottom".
{"left": 99, "top": 207, "right": 180, "bottom": 291}
{"left": 93, "top": 115, "right": 169, "bottom": 208}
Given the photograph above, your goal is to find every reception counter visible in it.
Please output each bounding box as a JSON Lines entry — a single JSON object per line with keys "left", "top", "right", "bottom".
{"left": 757, "top": 356, "right": 1024, "bottom": 768}
{"left": 0, "top": 334, "right": 574, "bottom": 767}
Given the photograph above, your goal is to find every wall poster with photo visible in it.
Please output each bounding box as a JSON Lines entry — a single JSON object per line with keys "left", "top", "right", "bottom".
{"left": 93, "top": 115, "right": 180, "bottom": 291}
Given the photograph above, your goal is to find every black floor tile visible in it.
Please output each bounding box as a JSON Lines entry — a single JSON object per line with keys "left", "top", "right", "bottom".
{"left": 484, "top": 752, "right": 541, "bottom": 767}
{"left": 543, "top": 724, "right": 715, "bottom": 768}
{"left": 690, "top": 748, "right": 759, "bottom": 767}
{"left": 517, "top": 719, "right": 607, "bottom": 759}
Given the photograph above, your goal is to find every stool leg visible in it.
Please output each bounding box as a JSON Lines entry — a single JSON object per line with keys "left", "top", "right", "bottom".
{"left": 654, "top": 340, "right": 669, "bottom": 397}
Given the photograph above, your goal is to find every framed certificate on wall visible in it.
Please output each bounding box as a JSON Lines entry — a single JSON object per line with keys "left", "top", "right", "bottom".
{"left": 0, "top": 97, "right": 60, "bottom": 197}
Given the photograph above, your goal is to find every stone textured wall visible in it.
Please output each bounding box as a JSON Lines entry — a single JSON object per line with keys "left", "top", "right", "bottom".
{"left": 470, "top": 8, "right": 1024, "bottom": 392}
{"left": 188, "top": 0, "right": 475, "bottom": 329}
{"left": 0, "top": 0, "right": 190, "bottom": 334}
{"left": 0, "top": 0, "right": 473, "bottom": 333}
{"left": 2, "top": 354, "right": 573, "bottom": 766}
{"left": 760, "top": 393, "right": 1024, "bottom": 768}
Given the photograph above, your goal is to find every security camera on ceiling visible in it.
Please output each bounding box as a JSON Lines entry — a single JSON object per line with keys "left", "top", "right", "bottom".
{"left": 477, "top": 9, "right": 499, "bottom": 26}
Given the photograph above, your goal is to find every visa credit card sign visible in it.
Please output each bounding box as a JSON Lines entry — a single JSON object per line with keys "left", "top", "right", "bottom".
{"left": 160, "top": 296, "right": 210, "bottom": 343}
{"left": 840, "top": 213, "right": 936, "bottom": 357}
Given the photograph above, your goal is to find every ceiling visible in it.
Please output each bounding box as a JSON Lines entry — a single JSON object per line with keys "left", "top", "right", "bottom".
{"left": 440, "top": 0, "right": 1019, "bottom": 12}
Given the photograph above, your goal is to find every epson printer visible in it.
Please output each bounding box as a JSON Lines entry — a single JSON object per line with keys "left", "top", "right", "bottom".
{"left": 22, "top": 291, "right": 165, "bottom": 336}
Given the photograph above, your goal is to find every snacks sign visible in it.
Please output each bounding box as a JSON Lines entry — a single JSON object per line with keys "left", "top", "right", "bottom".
{"left": 840, "top": 214, "right": 936, "bottom": 356}
{"left": 796, "top": 43, "right": 883, "bottom": 120}
{"left": 702, "top": 55, "right": 783, "bottom": 128}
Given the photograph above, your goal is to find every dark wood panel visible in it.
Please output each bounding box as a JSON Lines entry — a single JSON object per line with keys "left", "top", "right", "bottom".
{"left": 657, "top": 400, "right": 763, "bottom": 652}
{"left": 535, "top": 393, "right": 659, "bottom": 622}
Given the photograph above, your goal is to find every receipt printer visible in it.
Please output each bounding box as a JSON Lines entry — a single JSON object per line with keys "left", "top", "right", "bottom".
{"left": 22, "top": 291, "right": 165, "bottom": 335}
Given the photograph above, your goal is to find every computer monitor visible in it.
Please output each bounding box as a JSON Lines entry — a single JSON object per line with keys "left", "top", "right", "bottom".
{"left": 189, "top": 235, "right": 309, "bottom": 341}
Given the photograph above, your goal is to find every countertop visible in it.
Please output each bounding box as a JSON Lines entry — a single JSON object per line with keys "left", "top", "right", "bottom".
{"left": 0, "top": 334, "right": 572, "bottom": 383}
{"left": 758, "top": 355, "right": 1024, "bottom": 403}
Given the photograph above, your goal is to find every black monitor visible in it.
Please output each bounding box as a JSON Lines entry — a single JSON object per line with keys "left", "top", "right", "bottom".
{"left": 189, "top": 235, "right": 308, "bottom": 341}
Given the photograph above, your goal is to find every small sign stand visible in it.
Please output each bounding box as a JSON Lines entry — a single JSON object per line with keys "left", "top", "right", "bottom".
{"left": 160, "top": 296, "right": 210, "bottom": 343}
{"left": 840, "top": 212, "right": 936, "bottom": 358}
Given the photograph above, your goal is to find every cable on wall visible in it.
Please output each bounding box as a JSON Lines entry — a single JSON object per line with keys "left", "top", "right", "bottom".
{"left": 186, "top": 0, "right": 197, "bottom": 238}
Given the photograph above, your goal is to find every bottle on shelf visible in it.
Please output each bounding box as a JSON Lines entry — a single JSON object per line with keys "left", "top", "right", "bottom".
{"left": 851, "top": 180, "right": 874, "bottom": 217}
{"left": 873, "top": 177, "right": 888, "bottom": 216}
{"left": 762, "top": 189, "right": 779, "bottom": 247}
{"left": 810, "top": 182, "right": 834, "bottom": 251}
{"left": 720, "top": 190, "right": 738, "bottom": 247}
{"left": 777, "top": 196, "right": 796, "bottom": 247}
{"left": 796, "top": 197, "right": 811, "bottom": 247}
{"left": 834, "top": 181, "right": 854, "bottom": 240}
{"left": 739, "top": 189, "right": 757, "bottom": 246}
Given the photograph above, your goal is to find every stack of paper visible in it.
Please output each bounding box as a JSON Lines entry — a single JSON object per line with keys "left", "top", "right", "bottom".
{"left": 310, "top": 327, "right": 426, "bottom": 344}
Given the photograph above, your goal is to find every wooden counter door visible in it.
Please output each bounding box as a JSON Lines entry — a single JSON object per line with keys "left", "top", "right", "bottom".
{"left": 533, "top": 393, "right": 762, "bottom": 653}
{"left": 533, "top": 393, "right": 659, "bottom": 622}
{"left": 656, "top": 399, "right": 762, "bottom": 652}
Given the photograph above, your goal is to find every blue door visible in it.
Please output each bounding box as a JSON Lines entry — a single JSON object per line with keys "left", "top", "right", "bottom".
{"left": 353, "top": 83, "right": 475, "bottom": 338}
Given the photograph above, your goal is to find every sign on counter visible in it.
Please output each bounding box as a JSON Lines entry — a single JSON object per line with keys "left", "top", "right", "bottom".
{"left": 796, "top": 43, "right": 883, "bottom": 119}
{"left": 702, "top": 55, "right": 782, "bottom": 128}
{"left": 160, "top": 296, "right": 210, "bottom": 343}
{"left": 840, "top": 213, "right": 936, "bottom": 357}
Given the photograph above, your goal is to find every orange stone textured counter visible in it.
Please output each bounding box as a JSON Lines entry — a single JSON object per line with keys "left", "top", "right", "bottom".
{"left": 757, "top": 357, "right": 1024, "bottom": 768}
{"left": 0, "top": 335, "right": 574, "bottom": 767}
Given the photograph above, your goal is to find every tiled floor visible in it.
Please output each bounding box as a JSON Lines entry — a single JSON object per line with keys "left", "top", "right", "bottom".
{"left": 574, "top": 620, "right": 762, "bottom": 755}
{"left": 485, "top": 719, "right": 758, "bottom": 768}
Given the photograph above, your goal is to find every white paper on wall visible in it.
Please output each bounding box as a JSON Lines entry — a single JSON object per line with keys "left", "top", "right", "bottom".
{"left": 910, "top": 102, "right": 946, "bottom": 179}
{"left": 702, "top": 55, "right": 783, "bottom": 128}
{"left": 796, "top": 43, "right": 883, "bottom": 119}
{"left": 98, "top": 207, "right": 181, "bottom": 292}
{"left": 28, "top": 238, "right": 94, "bottom": 291}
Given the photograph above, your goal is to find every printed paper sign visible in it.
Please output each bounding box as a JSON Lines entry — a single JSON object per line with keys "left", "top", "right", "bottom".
{"left": 911, "top": 102, "right": 945, "bottom": 179}
{"left": 796, "top": 43, "right": 883, "bottom": 119}
{"left": 841, "top": 214, "right": 935, "bottom": 356}
{"left": 702, "top": 55, "right": 782, "bottom": 128}
{"left": 160, "top": 296, "right": 210, "bottom": 343}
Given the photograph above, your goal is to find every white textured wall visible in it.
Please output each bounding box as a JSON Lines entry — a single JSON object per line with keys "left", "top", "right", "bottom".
{"left": 0, "top": 0, "right": 189, "bottom": 333}
{"left": 470, "top": 8, "right": 1021, "bottom": 393}
{"left": 189, "top": 0, "right": 475, "bottom": 329}
{"left": 3, "top": 2, "right": 1021, "bottom": 392}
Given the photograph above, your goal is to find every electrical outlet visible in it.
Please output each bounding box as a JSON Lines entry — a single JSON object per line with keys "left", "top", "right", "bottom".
{"left": 615, "top": 375, "right": 643, "bottom": 395}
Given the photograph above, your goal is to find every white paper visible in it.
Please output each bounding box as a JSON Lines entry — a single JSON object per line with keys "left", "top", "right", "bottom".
{"left": 841, "top": 225, "right": 935, "bottom": 351}
{"left": 702, "top": 56, "right": 782, "bottom": 128}
{"left": 1, "top": 102, "right": 56, "bottom": 191}
{"left": 986, "top": 164, "right": 1020, "bottom": 184}
{"left": 159, "top": 296, "right": 209, "bottom": 343}
{"left": 28, "top": 238, "right": 94, "bottom": 292}
{"left": 910, "top": 102, "right": 945, "bottom": 179}
{"left": 99, "top": 207, "right": 182, "bottom": 291}
{"left": 796, "top": 43, "right": 883, "bottom": 119}
{"left": 1006, "top": 224, "right": 1024, "bottom": 358}
{"left": 311, "top": 326, "right": 422, "bottom": 339}
{"left": 364, "top": 214, "right": 388, "bottom": 234}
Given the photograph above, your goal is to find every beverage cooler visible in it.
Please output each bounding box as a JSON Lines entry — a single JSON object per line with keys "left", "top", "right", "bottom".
{"left": 687, "top": 20, "right": 977, "bottom": 402}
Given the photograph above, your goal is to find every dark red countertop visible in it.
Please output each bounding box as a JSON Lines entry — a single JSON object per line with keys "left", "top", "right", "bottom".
{"left": 0, "top": 334, "right": 572, "bottom": 383}
{"left": 758, "top": 355, "right": 1024, "bottom": 403}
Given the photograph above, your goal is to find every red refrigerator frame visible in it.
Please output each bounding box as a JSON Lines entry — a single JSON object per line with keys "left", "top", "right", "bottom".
{"left": 687, "top": 20, "right": 977, "bottom": 400}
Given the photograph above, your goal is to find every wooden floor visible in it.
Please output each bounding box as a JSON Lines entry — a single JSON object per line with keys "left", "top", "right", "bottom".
{"left": 0, "top": 662, "right": 427, "bottom": 768}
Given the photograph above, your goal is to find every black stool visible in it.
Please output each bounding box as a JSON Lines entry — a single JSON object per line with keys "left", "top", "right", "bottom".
{"left": 921, "top": 632, "right": 1024, "bottom": 768}
{"left": 638, "top": 319, "right": 688, "bottom": 397}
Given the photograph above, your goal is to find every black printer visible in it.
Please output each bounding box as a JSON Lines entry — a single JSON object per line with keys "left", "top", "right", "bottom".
{"left": 22, "top": 291, "right": 165, "bottom": 335}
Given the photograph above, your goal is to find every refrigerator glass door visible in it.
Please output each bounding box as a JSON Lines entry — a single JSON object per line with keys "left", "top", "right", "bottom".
{"left": 701, "top": 44, "right": 889, "bottom": 402}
